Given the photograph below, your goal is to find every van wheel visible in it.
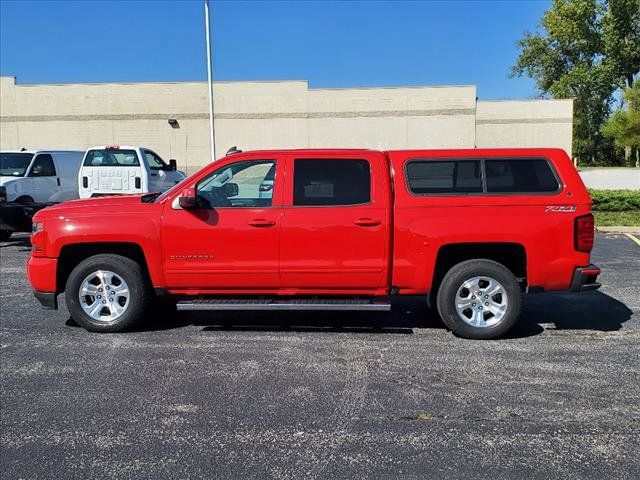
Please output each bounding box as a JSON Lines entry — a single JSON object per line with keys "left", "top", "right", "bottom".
{"left": 436, "top": 259, "right": 521, "bottom": 340}
{"left": 15, "top": 196, "right": 34, "bottom": 204}
{"left": 0, "top": 231, "right": 12, "bottom": 241}
{"left": 65, "top": 254, "right": 150, "bottom": 332}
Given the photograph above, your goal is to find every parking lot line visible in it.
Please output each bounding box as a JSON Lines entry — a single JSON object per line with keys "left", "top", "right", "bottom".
{"left": 624, "top": 233, "right": 640, "bottom": 247}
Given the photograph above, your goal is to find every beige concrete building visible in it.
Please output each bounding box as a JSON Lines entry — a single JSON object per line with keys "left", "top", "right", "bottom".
{"left": 0, "top": 76, "right": 573, "bottom": 172}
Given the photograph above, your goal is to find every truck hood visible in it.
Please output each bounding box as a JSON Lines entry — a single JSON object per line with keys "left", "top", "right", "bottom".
{"left": 51, "top": 195, "right": 145, "bottom": 209}
{"left": 0, "top": 176, "right": 22, "bottom": 186}
{"left": 34, "top": 194, "right": 156, "bottom": 220}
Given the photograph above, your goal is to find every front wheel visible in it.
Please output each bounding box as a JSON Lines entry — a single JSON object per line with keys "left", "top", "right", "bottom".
{"left": 436, "top": 259, "right": 521, "bottom": 339}
{"left": 65, "top": 254, "right": 151, "bottom": 332}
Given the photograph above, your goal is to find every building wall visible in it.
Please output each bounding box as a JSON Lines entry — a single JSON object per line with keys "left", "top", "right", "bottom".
{"left": 0, "top": 76, "right": 573, "bottom": 173}
{"left": 476, "top": 99, "right": 573, "bottom": 154}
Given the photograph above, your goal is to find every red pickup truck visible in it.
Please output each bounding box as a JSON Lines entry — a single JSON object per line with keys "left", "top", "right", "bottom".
{"left": 27, "top": 148, "right": 600, "bottom": 339}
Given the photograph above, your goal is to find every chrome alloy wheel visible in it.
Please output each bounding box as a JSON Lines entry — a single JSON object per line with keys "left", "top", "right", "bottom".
{"left": 455, "top": 276, "right": 508, "bottom": 328}
{"left": 78, "top": 270, "right": 130, "bottom": 323}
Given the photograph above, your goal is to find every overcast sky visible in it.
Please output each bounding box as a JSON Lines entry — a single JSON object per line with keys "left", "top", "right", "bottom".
{"left": 0, "top": 0, "right": 549, "bottom": 99}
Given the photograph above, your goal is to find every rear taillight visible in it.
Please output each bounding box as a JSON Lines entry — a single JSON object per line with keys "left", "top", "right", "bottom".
{"left": 575, "top": 214, "right": 594, "bottom": 252}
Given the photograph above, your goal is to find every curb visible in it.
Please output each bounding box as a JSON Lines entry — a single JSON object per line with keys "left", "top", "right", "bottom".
{"left": 597, "top": 226, "right": 640, "bottom": 234}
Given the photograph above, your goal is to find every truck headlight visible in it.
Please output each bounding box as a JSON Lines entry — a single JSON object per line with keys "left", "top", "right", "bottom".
{"left": 32, "top": 222, "right": 43, "bottom": 234}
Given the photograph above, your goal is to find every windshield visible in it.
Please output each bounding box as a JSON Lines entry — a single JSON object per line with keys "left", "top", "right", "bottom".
{"left": 83, "top": 149, "right": 139, "bottom": 166}
{"left": 0, "top": 153, "right": 34, "bottom": 177}
{"left": 154, "top": 176, "right": 190, "bottom": 203}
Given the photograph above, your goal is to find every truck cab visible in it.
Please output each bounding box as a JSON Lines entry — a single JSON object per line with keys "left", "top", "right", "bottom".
{"left": 78, "top": 146, "right": 185, "bottom": 199}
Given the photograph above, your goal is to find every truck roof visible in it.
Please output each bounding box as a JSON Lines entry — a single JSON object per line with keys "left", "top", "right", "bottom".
{"left": 86, "top": 146, "right": 142, "bottom": 150}
{"left": 231, "top": 147, "right": 568, "bottom": 157}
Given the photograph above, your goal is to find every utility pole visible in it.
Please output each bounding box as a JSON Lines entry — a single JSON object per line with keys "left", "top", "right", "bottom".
{"left": 204, "top": 0, "right": 216, "bottom": 161}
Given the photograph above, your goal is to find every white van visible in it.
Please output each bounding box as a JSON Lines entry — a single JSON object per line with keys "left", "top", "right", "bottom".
{"left": 78, "top": 146, "right": 186, "bottom": 199}
{"left": 0, "top": 150, "right": 84, "bottom": 203}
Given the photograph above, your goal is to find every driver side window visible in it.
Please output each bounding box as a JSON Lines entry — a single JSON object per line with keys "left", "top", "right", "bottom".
{"left": 144, "top": 150, "right": 167, "bottom": 170}
{"left": 29, "top": 154, "right": 56, "bottom": 177}
{"left": 196, "top": 160, "right": 276, "bottom": 208}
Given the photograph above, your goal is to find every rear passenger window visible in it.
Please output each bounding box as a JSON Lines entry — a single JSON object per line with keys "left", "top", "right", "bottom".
{"left": 294, "top": 159, "right": 370, "bottom": 206}
{"left": 485, "top": 159, "right": 559, "bottom": 193}
{"left": 406, "top": 160, "right": 482, "bottom": 194}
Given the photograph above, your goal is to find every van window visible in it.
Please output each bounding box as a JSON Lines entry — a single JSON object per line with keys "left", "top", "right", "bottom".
{"left": 406, "top": 160, "right": 482, "bottom": 194}
{"left": 0, "top": 152, "right": 33, "bottom": 177}
{"left": 197, "top": 160, "right": 275, "bottom": 208}
{"left": 485, "top": 159, "right": 559, "bottom": 193}
{"left": 83, "top": 149, "right": 139, "bottom": 167}
{"left": 144, "top": 150, "right": 167, "bottom": 170}
{"left": 293, "top": 159, "right": 371, "bottom": 206}
{"left": 29, "top": 154, "right": 56, "bottom": 177}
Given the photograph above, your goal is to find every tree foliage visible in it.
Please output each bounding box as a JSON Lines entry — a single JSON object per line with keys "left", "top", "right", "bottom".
{"left": 512, "top": 0, "right": 640, "bottom": 165}
{"left": 602, "top": 80, "right": 640, "bottom": 165}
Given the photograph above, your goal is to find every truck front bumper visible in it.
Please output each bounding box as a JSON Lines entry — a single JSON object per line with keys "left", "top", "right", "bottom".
{"left": 570, "top": 264, "right": 601, "bottom": 292}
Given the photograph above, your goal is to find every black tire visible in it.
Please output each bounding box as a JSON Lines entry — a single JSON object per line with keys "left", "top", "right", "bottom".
{"left": 15, "top": 196, "right": 34, "bottom": 204}
{"left": 436, "top": 259, "right": 521, "bottom": 340}
{"left": 0, "top": 231, "right": 11, "bottom": 241}
{"left": 65, "top": 254, "right": 151, "bottom": 332}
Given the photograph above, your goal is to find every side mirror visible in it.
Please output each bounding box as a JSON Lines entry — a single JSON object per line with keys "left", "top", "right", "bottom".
{"left": 169, "top": 159, "right": 177, "bottom": 171}
{"left": 178, "top": 188, "right": 198, "bottom": 209}
{"left": 223, "top": 182, "right": 239, "bottom": 198}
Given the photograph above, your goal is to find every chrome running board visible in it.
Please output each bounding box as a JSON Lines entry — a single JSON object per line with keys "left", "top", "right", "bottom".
{"left": 176, "top": 298, "right": 391, "bottom": 312}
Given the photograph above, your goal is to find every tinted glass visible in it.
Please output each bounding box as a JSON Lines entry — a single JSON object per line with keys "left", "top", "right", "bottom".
{"left": 406, "top": 160, "right": 482, "bottom": 194}
{"left": 30, "top": 154, "right": 56, "bottom": 177}
{"left": 197, "top": 160, "right": 275, "bottom": 208}
{"left": 485, "top": 159, "right": 559, "bottom": 193}
{"left": 83, "top": 149, "right": 139, "bottom": 167}
{"left": 0, "top": 152, "right": 33, "bottom": 176}
{"left": 293, "top": 159, "right": 371, "bottom": 206}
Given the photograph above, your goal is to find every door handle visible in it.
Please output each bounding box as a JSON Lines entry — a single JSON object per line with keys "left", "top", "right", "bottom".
{"left": 56, "top": 177, "right": 61, "bottom": 186}
{"left": 248, "top": 219, "right": 276, "bottom": 227}
{"left": 354, "top": 218, "right": 381, "bottom": 227}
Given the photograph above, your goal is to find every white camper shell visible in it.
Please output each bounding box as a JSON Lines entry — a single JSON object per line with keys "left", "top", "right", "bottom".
{"left": 0, "top": 150, "right": 84, "bottom": 203}
{"left": 78, "top": 146, "right": 185, "bottom": 199}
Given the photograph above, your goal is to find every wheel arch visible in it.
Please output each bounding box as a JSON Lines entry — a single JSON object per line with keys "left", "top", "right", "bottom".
{"left": 429, "top": 242, "right": 527, "bottom": 304}
{"left": 56, "top": 242, "right": 152, "bottom": 293}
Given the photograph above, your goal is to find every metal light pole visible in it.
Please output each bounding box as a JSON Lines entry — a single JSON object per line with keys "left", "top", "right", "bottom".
{"left": 204, "top": 0, "right": 216, "bottom": 161}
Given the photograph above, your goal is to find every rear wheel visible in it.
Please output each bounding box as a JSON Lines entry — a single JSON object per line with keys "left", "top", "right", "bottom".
{"left": 65, "top": 254, "right": 150, "bottom": 332}
{"left": 436, "top": 259, "right": 521, "bottom": 339}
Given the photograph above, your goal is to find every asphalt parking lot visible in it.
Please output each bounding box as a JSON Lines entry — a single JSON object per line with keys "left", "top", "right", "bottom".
{"left": 1, "top": 233, "right": 639, "bottom": 479}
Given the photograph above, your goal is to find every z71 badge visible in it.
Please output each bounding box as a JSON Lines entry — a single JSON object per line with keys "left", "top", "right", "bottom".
{"left": 545, "top": 205, "right": 577, "bottom": 213}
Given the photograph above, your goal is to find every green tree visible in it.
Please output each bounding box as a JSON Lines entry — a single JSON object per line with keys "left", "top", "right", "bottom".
{"left": 602, "top": 80, "right": 640, "bottom": 166}
{"left": 512, "top": 0, "right": 640, "bottom": 166}
{"left": 603, "top": 0, "right": 640, "bottom": 89}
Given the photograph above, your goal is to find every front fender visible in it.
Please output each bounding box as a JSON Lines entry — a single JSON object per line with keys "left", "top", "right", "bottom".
{"left": 45, "top": 211, "right": 166, "bottom": 287}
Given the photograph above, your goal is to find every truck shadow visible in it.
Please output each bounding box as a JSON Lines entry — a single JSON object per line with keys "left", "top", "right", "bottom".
{"left": 116, "top": 290, "right": 632, "bottom": 338}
